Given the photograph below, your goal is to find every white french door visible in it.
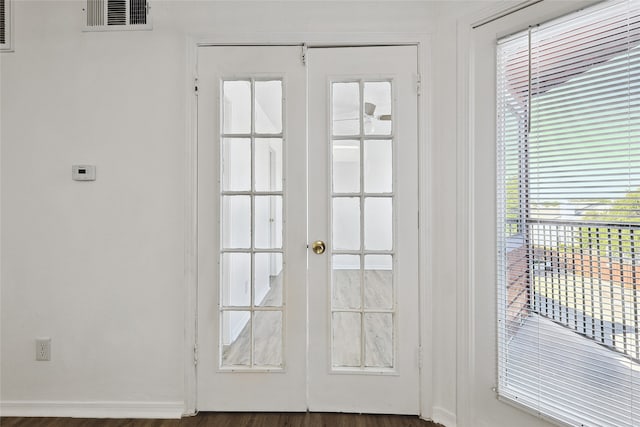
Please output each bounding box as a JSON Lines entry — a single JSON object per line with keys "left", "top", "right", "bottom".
{"left": 196, "top": 45, "right": 420, "bottom": 414}
{"left": 307, "top": 46, "right": 420, "bottom": 413}
{"left": 197, "top": 46, "right": 307, "bottom": 411}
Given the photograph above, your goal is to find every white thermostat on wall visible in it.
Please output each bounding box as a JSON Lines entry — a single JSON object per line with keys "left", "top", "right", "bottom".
{"left": 72, "top": 165, "right": 96, "bottom": 181}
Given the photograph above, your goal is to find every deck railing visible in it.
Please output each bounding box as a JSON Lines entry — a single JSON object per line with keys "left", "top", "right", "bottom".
{"left": 505, "top": 219, "right": 640, "bottom": 361}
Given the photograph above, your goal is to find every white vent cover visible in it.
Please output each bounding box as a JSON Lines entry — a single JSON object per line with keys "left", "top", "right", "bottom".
{"left": 0, "top": 0, "right": 12, "bottom": 51}
{"left": 84, "top": 0, "right": 151, "bottom": 31}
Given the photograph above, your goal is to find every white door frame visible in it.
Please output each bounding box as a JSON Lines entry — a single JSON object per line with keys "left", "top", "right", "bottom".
{"left": 183, "top": 33, "right": 433, "bottom": 417}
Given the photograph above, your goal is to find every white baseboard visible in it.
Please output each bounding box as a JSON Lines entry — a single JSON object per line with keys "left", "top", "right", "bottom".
{"left": 430, "top": 406, "right": 457, "bottom": 427}
{"left": 0, "top": 401, "right": 184, "bottom": 419}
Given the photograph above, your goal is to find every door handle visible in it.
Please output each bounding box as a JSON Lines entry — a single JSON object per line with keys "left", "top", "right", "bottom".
{"left": 311, "top": 240, "right": 326, "bottom": 255}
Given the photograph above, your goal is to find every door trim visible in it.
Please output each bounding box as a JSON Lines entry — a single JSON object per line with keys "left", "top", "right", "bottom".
{"left": 184, "top": 35, "right": 433, "bottom": 418}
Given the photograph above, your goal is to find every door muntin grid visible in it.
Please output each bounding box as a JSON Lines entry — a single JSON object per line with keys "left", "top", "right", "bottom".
{"left": 219, "top": 78, "right": 286, "bottom": 371}
{"left": 330, "top": 79, "right": 397, "bottom": 372}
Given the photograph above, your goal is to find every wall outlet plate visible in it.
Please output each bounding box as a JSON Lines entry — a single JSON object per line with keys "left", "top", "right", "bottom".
{"left": 72, "top": 165, "right": 96, "bottom": 181}
{"left": 36, "top": 338, "right": 51, "bottom": 361}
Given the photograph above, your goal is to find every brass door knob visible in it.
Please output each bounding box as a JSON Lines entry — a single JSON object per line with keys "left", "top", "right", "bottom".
{"left": 311, "top": 240, "right": 326, "bottom": 254}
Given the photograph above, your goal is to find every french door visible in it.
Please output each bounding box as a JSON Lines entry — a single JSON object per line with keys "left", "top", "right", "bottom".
{"left": 196, "top": 45, "right": 420, "bottom": 414}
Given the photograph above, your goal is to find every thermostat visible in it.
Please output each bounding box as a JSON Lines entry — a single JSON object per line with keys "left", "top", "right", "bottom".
{"left": 72, "top": 165, "right": 96, "bottom": 181}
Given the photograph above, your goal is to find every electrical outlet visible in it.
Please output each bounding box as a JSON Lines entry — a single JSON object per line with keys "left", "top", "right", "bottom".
{"left": 36, "top": 338, "right": 51, "bottom": 361}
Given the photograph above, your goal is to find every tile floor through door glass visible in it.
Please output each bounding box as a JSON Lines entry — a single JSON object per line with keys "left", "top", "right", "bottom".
{"left": 223, "top": 270, "right": 393, "bottom": 369}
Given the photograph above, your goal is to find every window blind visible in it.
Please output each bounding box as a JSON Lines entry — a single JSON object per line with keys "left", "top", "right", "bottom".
{"left": 497, "top": 1, "right": 640, "bottom": 426}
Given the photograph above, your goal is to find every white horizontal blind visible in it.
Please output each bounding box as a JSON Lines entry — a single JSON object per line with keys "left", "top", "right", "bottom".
{"left": 497, "top": 1, "right": 640, "bottom": 426}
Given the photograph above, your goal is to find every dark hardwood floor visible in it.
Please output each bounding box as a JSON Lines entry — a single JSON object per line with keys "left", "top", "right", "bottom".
{"left": 1, "top": 412, "right": 441, "bottom": 427}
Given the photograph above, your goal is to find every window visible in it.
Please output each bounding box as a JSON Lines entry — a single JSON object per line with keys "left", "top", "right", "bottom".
{"left": 83, "top": 0, "right": 151, "bottom": 30}
{"left": 497, "top": 0, "right": 640, "bottom": 425}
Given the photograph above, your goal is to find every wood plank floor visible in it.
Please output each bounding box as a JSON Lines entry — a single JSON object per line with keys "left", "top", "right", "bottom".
{"left": 1, "top": 412, "right": 441, "bottom": 427}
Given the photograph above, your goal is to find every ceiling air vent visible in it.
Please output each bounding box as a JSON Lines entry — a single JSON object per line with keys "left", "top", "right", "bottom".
{"left": 0, "top": 0, "right": 12, "bottom": 51}
{"left": 84, "top": 0, "right": 151, "bottom": 31}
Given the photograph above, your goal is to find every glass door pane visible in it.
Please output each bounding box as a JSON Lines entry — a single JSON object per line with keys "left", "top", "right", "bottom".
{"left": 220, "top": 79, "right": 285, "bottom": 369}
{"left": 330, "top": 79, "right": 395, "bottom": 371}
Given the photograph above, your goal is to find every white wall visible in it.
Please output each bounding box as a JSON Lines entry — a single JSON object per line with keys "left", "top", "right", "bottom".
{"left": 0, "top": 0, "right": 187, "bottom": 414}
{"left": 428, "top": 4, "right": 462, "bottom": 424}
{"left": 0, "top": 0, "right": 444, "bottom": 419}
{"left": 1, "top": 1, "right": 565, "bottom": 425}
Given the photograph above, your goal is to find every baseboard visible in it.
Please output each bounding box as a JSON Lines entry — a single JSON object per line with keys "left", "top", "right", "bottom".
{"left": 0, "top": 400, "right": 184, "bottom": 419}
{"left": 430, "top": 406, "right": 457, "bottom": 427}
